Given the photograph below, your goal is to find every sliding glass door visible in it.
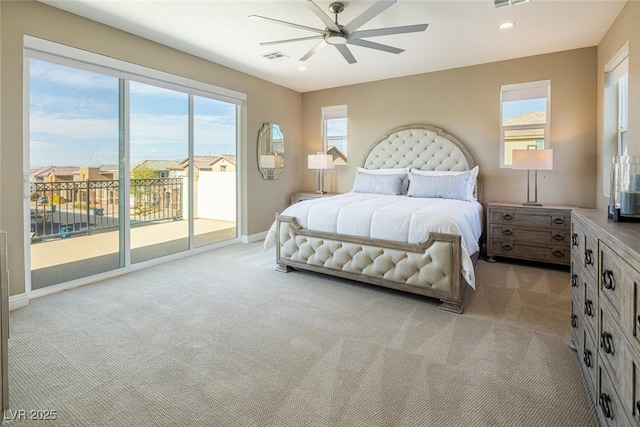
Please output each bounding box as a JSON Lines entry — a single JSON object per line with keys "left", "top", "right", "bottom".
{"left": 27, "top": 53, "right": 239, "bottom": 291}
{"left": 129, "top": 82, "right": 189, "bottom": 263}
{"left": 193, "top": 96, "right": 237, "bottom": 247}
{"left": 29, "top": 59, "right": 123, "bottom": 290}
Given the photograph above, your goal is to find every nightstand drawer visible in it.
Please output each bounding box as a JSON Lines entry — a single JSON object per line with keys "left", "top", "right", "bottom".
{"left": 489, "top": 239, "right": 569, "bottom": 263}
{"left": 488, "top": 225, "right": 569, "bottom": 245}
{"left": 489, "top": 209, "right": 570, "bottom": 229}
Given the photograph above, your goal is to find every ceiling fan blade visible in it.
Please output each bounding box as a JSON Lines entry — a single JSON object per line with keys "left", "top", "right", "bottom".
{"left": 305, "top": 0, "right": 341, "bottom": 33}
{"left": 335, "top": 45, "right": 357, "bottom": 64}
{"left": 300, "top": 40, "right": 328, "bottom": 61}
{"left": 347, "top": 38, "right": 404, "bottom": 54}
{"left": 343, "top": 0, "right": 396, "bottom": 34}
{"left": 350, "top": 24, "right": 429, "bottom": 40}
{"left": 259, "top": 35, "right": 324, "bottom": 47}
{"left": 249, "top": 15, "right": 326, "bottom": 35}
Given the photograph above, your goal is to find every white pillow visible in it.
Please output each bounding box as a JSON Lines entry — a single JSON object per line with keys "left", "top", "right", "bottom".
{"left": 407, "top": 171, "right": 470, "bottom": 201}
{"left": 357, "top": 167, "right": 409, "bottom": 194}
{"left": 410, "top": 165, "right": 479, "bottom": 201}
{"left": 352, "top": 171, "right": 404, "bottom": 195}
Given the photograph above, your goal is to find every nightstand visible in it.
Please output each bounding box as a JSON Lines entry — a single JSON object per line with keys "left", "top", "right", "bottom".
{"left": 486, "top": 202, "right": 574, "bottom": 265}
{"left": 291, "top": 192, "right": 339, "bottom": 204}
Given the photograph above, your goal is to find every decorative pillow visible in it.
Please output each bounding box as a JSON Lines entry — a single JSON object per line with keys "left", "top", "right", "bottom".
{"left": 352, "top": 171, "right": 404, "bottom": 195}
{"left": 407, "top": 171, "right": 470, "bottom": 200}
{"left": 356, "top": 167, "right": 409, "bottom": 194}
{"left": 410, "top": 165, "right": 479, "bottom": 201}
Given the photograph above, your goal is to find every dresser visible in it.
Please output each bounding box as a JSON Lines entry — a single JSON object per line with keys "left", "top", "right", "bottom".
{"left": 571, "top": 208, "right": 640, "bottom": 426}
{"left": 486, "top": 202, "right": 573, "bottom": 265}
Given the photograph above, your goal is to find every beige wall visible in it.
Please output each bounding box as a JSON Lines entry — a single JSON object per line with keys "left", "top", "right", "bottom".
{"left": 301, "top": 48, "right": 598, "bottom": 210}
{"left": 0, "top": 1, "right": 302, "bottom": 296}
{"left": 597, "top": 1, "right": 640, "bottom": 210}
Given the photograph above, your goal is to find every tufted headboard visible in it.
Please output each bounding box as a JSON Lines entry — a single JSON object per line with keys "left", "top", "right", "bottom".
{"left": 362, "top": 124, "right": 476, "bottom": 172}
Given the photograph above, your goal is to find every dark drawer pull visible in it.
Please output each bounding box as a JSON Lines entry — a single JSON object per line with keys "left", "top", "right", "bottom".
{"left": 502, "top": 229, "right": 513, "bottom": 236}
{"left": 571, "top": 233, "right": 578, "bottom": 246}
{"left": 585, "top": 249, "right": 594, "bottom": 266}
{"left": 584, "top": 300, "right": 594, "bottom": 317}
{"left": 571, "top": 274, "right": 578, "bottom": 288}
{"left": 637, "top": 315, "right": 640, "bottom": 332}
{"left": 599, "top": 393, "right": 613, "bottom": 419}
{"left": 502, "top": 214, "right": 513, "bottom": 221}
{"left": 552, "top": 234, "right": 564, "bottom": 241}
{"left": 501, "top": 244, "right": 513, "bottom": 252}
{"left": 553, "top": 218, "right": 565, "bottom": 225}
{"left": 571, "top": 315, "right": 577, "bottom": 328}
{"left": 602, "top": 269, "right": 615, "bottom": 290}
{"left": 601, "top": 331, "right": 615, "bottom": 355}
{"left": 552, "top": 250, "right": 564, "bottom": 258}
{"left": 583, "top": 349, "right": 592, "bottom": 368}
{"left": 636, "top": 401, "right": 640, "bottom": 418}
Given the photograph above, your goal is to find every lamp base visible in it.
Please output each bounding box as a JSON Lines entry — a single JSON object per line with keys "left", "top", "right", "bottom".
{"left": 522, "top": 202, "right": 542, "bottom": 207}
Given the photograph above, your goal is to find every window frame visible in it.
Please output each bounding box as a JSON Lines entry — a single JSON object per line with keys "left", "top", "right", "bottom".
{"left": 499, "top": 80, "right": 551, "bottom": 168}
{"left": 321, "top": 105, "right": 348, "bottom": 166}
{"left": 603, "top": 41, "right": 629, "bottom": 197}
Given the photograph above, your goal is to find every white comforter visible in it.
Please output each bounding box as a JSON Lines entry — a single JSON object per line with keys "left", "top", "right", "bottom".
{"left": 264, "top": 192, "right": 483, "bottom": 288}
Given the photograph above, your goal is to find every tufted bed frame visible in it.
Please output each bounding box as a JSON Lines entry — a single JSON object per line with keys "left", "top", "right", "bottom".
{"left": 274, "top": 124, "right": 482, "bottom": 313}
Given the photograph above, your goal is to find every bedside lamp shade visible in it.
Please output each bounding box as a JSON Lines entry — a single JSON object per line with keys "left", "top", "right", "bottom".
{"left": 308, "top": 153, "right": 334, "bottom": 194}
{"left": 512, "top": 149, "right": 553, "bottom": 171}
{"left": 512, "top": 148, "right": 553, "bottom": 206}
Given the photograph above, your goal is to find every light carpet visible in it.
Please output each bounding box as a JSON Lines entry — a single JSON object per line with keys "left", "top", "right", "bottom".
{"left": 5, "top": 242, "right": 596, "bottom": 426}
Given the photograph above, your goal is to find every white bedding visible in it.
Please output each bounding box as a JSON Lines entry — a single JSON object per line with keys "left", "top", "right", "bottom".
{"left": 264, "top": 192, "right": 483, "bottom": 288}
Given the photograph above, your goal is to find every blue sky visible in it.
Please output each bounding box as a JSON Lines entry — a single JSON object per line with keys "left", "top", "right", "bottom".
{"left": 29, "top": 59, "right": 236, "bottom": 168}
{"left": 502, "top": 98, "right": 546, "bottom": 121}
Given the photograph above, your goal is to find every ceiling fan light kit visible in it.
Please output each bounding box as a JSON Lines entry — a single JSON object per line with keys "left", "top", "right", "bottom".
{"left": 251, "top": 0, "right": 428, "bottom": 64}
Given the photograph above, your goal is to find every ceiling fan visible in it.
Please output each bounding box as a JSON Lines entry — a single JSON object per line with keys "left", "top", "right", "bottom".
{"left": 249, "top": 0, "right": 428, "bottom": 64}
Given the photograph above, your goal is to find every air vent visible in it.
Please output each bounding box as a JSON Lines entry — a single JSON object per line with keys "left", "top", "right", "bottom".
{"left": 493, "top": 0, "right": 529, "bottom": 8}
{"left": 261, "top": 51, "right": 290, "bottom": 61}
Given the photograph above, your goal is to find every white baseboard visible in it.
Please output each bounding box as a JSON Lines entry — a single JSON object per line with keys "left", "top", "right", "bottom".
{"left": 242, "top": 231, "right": 267, "bottom": 243}
{"left": 9, "top": 293, "right": 29, "bottom": 311}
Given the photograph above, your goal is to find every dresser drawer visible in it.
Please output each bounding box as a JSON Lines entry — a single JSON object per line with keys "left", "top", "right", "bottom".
{"left": 599, "top": 303, "right": 626, "bottom": 389}
{"left": 598, "top": 364, "right": 628, "bottom": 427}
{"left": 600, "top": 242, "right": 627, "bottom": 321}
{"left": 583, "top": 275, "right": 598, "bottom": 338}
{"left": 629, "top": 268, "right": 640, "bottom": 355}
{"left": 581, "top": 326, "right": 598, "bottom": 399}
{"left": 571, "top": 299, "right": 583, "bottom": 353}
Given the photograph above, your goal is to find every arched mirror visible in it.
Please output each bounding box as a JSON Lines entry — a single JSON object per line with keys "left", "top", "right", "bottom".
{"left": 258, "top": 123, "right": 284, "bottom": 180}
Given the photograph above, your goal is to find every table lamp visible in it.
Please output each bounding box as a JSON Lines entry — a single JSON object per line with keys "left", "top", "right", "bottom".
{"left": 308, "top": 153, "right": 334, "bottom": 194}
{"left": 512, "top": 148, "right": 553, "bottom": 206}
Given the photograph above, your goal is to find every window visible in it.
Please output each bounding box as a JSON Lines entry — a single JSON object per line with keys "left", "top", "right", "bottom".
{"left": 604, "top": 41, "right": 629, "bottom": 196}
{"left": 500, "top": 80, "right": 550, "bottom": 167}
{"left": 321, "top": 105, "right": 347, "bottom": 166}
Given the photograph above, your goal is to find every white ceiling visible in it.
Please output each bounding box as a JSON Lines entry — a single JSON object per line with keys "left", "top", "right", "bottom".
{"left": 40, "top": 0, "right": 626, "bottom": 93}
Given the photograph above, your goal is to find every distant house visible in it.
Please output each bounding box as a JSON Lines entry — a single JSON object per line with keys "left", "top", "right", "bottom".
{"left": 131, "top": 160, "right": 180, "bottom": 178}
{"left": 327, "top": 146, "right": 346, "bottom": 167}
{"left": 210, "top": 155, "right": 236, "bottom": 172}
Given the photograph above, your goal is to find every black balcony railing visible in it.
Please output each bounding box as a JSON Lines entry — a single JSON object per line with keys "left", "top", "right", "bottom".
{"left": 31, "top": 178, "right": 183, "bottom": 242}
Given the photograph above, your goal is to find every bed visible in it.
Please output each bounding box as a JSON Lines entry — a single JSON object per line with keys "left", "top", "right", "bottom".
{"left": 265, "top": 124, "right": 483, "bottom": 313}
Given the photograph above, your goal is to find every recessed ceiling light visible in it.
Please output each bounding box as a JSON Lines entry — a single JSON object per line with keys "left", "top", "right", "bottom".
{"left": 499, "top": 22, "right": 515, "bottom": 29}
{"left": 298, "top": 66, "right": 307, "bottom": 71}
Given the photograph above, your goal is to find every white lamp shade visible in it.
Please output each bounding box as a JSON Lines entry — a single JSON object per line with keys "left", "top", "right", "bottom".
{"left": 512, "top": 149, "right": 553, "bottom": 170}
{"left": 308, "top": 154, "right": 334, "bottom": 170}
{"left": 260, "top": 154, "right": 282, "bottom": 169}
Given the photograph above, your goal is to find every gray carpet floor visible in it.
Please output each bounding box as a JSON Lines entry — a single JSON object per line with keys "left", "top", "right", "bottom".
{"left": 6, "top": 242, "right": 597, "bottom": 426}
